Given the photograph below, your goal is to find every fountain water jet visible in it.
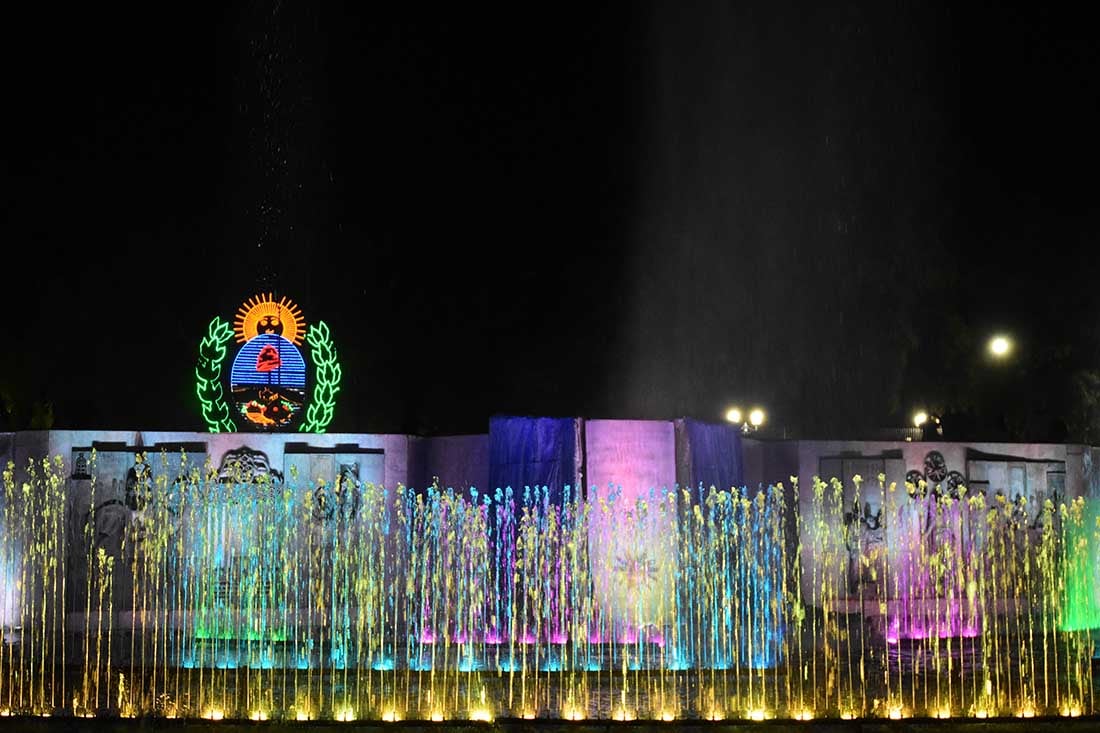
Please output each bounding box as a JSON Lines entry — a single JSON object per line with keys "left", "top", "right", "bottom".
{"left": 0, "top": 453, "right": 1096, "bottom": 721}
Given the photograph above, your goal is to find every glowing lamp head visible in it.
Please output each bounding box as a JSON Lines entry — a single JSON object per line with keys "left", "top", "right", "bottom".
{"left": 913, "top": 410, "right": 928, "bottom": 428}
{"left": 748, "top": 408, "right": 765, "bottom": 427}
{"left": 989, "top": 334, "right": 1012, "bottom": 358}
{"left": 725, "top": 407, "right": 743, "bottom": 424}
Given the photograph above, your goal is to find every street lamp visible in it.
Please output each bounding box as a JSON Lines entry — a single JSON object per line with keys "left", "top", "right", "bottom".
{"left": 749, "top": 408, "right": 766, "bottom": 429}
{"left": 912, "top": 409, "right": 941, "bottom": 439}
{"left": 726, "top": 405, "right": 765, "bottom": 434}
{"left": 988, "top": 334, "right": 1012, "bottom": 359}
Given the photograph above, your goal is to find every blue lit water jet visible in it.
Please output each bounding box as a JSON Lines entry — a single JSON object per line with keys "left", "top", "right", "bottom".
{"left": 0, "top": 455, "right": 1096, "bottom": 720}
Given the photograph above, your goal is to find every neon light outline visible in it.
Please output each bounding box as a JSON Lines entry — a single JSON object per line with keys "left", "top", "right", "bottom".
{"left": 300, "top": 321, "right": 342, "bottom": 433}
{"left": 197, "top": 300, "right": 341, "bottom": 433}
{"left": 234, "top": 293, "right": 306, "bottom": 345}
{"left": 230, "top": 334, "right": 307, "bottom": 388}
{"left": 195, "top": 317, "right": 236, "bottom": 432}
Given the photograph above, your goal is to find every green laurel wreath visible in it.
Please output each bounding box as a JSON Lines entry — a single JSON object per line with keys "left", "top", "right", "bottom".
{"left": 300, "top": 320, "right": 342, "bottom": 433}
{"left": 195, "top": 317, "right": 236, "bottom": 432}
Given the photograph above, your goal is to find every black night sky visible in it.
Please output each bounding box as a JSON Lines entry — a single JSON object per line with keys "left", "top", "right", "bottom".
{"left": 4, "top": 3, "right": 1099, "bottom": 442}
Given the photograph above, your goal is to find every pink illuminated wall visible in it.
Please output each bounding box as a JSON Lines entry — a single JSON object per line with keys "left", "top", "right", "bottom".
{"left": 585, "top": 419, "right": 677, "bottom": 639}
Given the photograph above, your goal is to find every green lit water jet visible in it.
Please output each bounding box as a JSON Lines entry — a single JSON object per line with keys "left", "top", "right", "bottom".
{"left": 0, "top": 454, "right": 1096, "bottom": 720}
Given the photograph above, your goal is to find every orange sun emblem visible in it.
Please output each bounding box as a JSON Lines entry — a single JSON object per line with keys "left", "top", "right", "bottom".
{"left": 233, "top": 293, "right": 306, "bottom": 346}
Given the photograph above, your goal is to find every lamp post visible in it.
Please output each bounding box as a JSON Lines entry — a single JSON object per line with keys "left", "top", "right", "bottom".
{"left": 749, "top": 408, "right": 766, "bottom": 430}
{"left": 726, "top": 406, "right": 766, "bottom": 434}
{"left": 912, "top": 409, "right": 942, "bottom": 439}
{"left": 988, "top": 334, "right": 1013, "bottom": 359}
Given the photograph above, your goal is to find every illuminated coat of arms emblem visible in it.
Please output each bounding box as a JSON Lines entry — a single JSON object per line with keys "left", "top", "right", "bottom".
{"left": 194, "top": 293, "right": 342, "bottom": 433}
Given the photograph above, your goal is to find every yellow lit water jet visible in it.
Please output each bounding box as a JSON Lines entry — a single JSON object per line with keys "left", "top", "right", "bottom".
{"left": 0, "top": 448, "right": 1096, "bottom": 722}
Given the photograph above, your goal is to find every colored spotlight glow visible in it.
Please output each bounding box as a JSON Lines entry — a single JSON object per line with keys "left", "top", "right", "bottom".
{"left": 912, "top": 410, "right": 928, "bottom": 427}
{"left": 747, "top": 708, "right": 767, "bottom": 721}
{"left": 381, "top": 710, "right": 399, "bottom": 722}
{"left": 249, "top": 711, "right": 268, "bottom": 721}
{"left": 336, "top": 708, "right": 356, "bottom": 722}
{"left": 725, "top": 407, "right": 743, "bottom": 424}
{"left": 795, "top": 709, "right": 815, "bottom": 721}
{"left": 469, "top": 708, "right": 493, "bottom": 722}
{"left": 203, "top": 709, "right": 224, "bottom": 721}
{"left": 749, "top": 407, "right": 765, "bottom": 427}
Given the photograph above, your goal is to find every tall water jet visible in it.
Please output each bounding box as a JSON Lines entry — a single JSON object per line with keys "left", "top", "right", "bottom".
{"left": 0, "top": 446, "right": 1096, "bottom": 721}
